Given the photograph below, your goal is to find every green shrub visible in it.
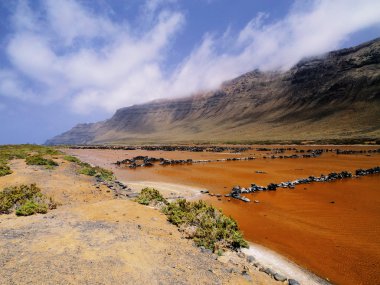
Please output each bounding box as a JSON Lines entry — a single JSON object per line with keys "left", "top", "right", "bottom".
{"left": 16, "top": 200, "right": 48, "bottom": 216}
{"left": 79, "top": 165, "right": 97, "bottom": 176}
{"left": 75, "top": 161, "right": 114, "bottom": 181}
{"left": 163, "top": 199, "right": 248, "bottom": 252}
{"left": 0, "top": 184, "right": 56, "bottom": 215}
{"left": 136, "top": 187, "right": 168, "bottom": 205}
{"left": 25, "top": 155, "right": 58, "bottom": 167}
{"left": 0, "top": 163, "right": 12, "bottom": 177}
{"left": 63, "top": 155, "right": 81, "bottom": 163}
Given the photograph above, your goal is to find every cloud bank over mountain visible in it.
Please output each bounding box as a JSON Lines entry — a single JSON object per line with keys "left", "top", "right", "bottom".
{"left": 1, "top": 0, "right": 380, "bottom": 114}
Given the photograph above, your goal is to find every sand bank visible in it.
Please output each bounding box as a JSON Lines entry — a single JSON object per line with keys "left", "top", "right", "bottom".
{"left": 125, "top": 180, "right": 205, "bottom": 200}
{"left": 243, "top": 243, "right": 331, "bottom": 285}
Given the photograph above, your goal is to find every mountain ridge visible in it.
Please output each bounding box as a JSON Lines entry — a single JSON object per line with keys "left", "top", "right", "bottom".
{"left": 47, "top": 38, "right": 380, "bottom": 145}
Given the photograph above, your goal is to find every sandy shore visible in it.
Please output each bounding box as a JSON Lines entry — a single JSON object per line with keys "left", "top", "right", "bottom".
{"left": 125, "top": 180, "right": 205, "bottom": 200}
{"left": 243, "top": 243, "right": 331, "bottom": 285}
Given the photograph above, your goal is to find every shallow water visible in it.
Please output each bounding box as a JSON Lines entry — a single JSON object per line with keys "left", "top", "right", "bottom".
{"left": 66, "top": 146, "right": 380, "bottom": 285}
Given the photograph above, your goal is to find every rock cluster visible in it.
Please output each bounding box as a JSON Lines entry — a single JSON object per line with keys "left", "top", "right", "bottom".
{"left": 115, "top": 156, "right": 161, "bottom": 168}
{"left": 243, "top": 253, "right": 301, "bottom": 285}
{"left": 263, "top": 149, "right": 323, "bottom": 160}
{"left": 336, "top": 148, "right": 380, "bottom": 155}
{"left": 115, "top": 156, "right": 257, "bottom": 168}
{"left": 94, "top": 177, "right": 138, "bottom": 198}
{"left": 223, "top": 166, "right": 380, "bottom": 202}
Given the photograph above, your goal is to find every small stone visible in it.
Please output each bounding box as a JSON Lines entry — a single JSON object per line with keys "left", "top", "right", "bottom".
{"left": 247, "top": 255, "right": 255, "bottom": 263}
{"left": 241, "top": 270, "right": 252, "bottom": 282}
{"left": 288, "top": 279, "right": 300, "bottom": 285}
{"left": 274, "top": 273, "right": 287, "bottom": 282}
{"left": 201, "top": 247, "right": 213, "bottom": 255}
{"left": 237, "top": 252, "right": 245, "bottom": 258}
{"left": 263, "top": 268, "right": 275, "bottom": 276}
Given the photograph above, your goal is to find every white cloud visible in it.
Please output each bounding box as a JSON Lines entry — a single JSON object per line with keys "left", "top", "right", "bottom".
{"left": 44, "top": 0, "right": 119, "bottom": 46}
{"left": 1, "top": 0, "right": 380, "bottom": 115}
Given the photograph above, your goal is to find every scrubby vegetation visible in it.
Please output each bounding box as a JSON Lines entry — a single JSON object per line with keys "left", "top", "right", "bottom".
{"left": 0, "top": 145, "right": 61, "bottom": 176}
{"left": 0, "top": 145, "right": 60, "bottom": 161}
{"left": 0, "top": 163, "right": 12, "bottom": 176}
{"left": 26, "top": 155, "right": 59, "bottom": 167}
{"left": 0, "top": 184, "right": 56, "bottom": 216}
{"left": 136, "top": 187, "right": 168, "bottom": 206}
{"left": 63, "top": 155, "right": 81, "bottom": 163}
{"left": 63, "top": 155, "right": 114, "bottom": 181}
{"left": 163, "top": 199, "right": 248, "bottom": 251}
{"left": 16, "top": 200, "right": 48, "bottom": 216}
{"left": 78, "top": 163, "right": 114, "bottom": 181}
{"left": 134, "top": 187, "right": 248, "bottom": 252}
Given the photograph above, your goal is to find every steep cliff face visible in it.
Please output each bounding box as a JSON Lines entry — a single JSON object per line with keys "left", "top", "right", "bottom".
{"left": 47, "top": 38, "right": 380, "bottom": 145}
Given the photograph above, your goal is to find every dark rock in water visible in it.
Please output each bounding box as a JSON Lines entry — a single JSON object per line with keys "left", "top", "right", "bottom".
{"left": 267, "top": 183, "right": 277, "bottom": 191}
{"left": 288, "top": 279, "right": 300, "bottom": 285}
{"left": 273, "top": 273, "right": 287, "bottom": 282}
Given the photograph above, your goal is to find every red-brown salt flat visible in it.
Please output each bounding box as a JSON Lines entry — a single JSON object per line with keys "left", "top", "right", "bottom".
{"left": 65, "top": 146, "right": 380, "bottom": 285}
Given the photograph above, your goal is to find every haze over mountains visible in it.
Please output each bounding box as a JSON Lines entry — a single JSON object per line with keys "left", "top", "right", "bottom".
{"left": 47, "top": 38, "right": 380, "bottom": 145}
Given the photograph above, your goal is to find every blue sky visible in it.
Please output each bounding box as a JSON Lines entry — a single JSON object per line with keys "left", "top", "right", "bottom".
{"left": 0, "top": 0, "right": 379, "bottom": 144}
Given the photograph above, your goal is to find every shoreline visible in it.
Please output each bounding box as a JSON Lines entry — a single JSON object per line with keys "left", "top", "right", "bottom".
{"left": 243, "top": 243, "right": 331, "bottom": 285}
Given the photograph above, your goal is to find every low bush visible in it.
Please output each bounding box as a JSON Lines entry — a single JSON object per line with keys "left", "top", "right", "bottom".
{"left": 0, "top": 163, "right": 12, "bottom": 177}
{"left": 25, "top": 155, "right": 58, "bottom": 167}
{"left": 63, "top": 155, "right": 81, "bottom": 163}
{"left": 163, "top": 199, "right": 248, "bottom": 252}
{"left": 16, "top": 200, "right": 48, "bottom": 216}
{"left": 0, "top": 184, "right": 56, "bottom": 216}
{"left": 77, "top": 162, "right": 114, "bottom": 181}
{"left": 136, "top": 187, "right": 168, "bottom": 206}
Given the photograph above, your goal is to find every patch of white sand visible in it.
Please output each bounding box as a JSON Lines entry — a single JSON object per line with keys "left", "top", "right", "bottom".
{"left": 243, "top": 243, "right": 331, "bottom": 285}
{"left": 124, "top": 181, "right": 205, "bottom": 200}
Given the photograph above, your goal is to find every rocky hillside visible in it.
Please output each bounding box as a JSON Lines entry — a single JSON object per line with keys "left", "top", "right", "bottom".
{"left": 47, "top": 38, "right": 380, "bottom": 145}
